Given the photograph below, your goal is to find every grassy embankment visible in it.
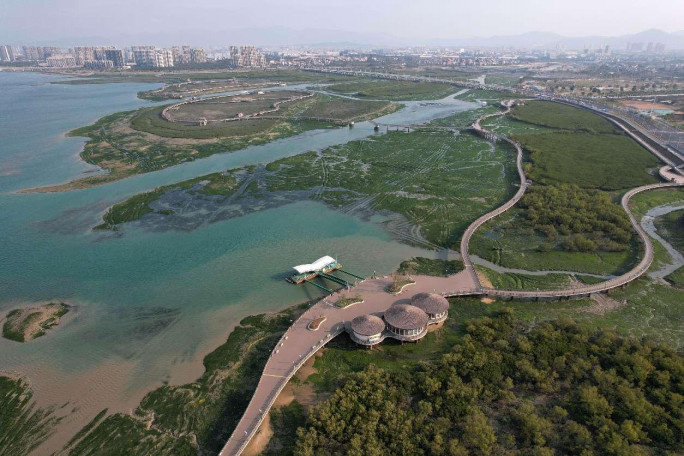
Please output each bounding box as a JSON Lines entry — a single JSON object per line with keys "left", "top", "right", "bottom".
{"left": 51, "top": 68, "right": 356, "bottom": 87}
{"left": 470, "top": 100, "right": 662, "bottom": 280}
{"left": 2, "top": 302, "right": 70, "bottom": 342}
{"left": 96, "top": 130, "right": 518, "bottom": 251}
{"left": 32, "top": 93, "right": 396, "bottom": 191}
{"left": 327, "top": 80, "right": 459, "bottom": 101}
{"left": 135, "top": 69, "right": 359, "bottom": 101}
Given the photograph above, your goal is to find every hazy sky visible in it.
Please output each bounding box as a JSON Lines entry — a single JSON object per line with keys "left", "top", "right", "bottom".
{"left": 1, "top": 0, "right": 683, "bottom": 44}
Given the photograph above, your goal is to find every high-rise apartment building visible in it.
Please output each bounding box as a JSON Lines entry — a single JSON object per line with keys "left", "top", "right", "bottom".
{"left": 104, "top": 49, "right": 125, "bottom": 67}
{"left": 22, "top": 46, "right": 60, "bottom": 61}
{"left": 190, "top": 48, "right": 206, "bottom": 64}
{"left": 0, "top": 45, "right": 14, "bottom": 62}
{"left": 232, "top": 46, "right": 266, "bottom": 67}
{"left": 132, "top": 46, "right": 174, "bottom": 68}
{"left": 73, "top": 46, "right": 115, "bottom": 66}
{"left": 45, "top": 54, "right": 76, "bottom": 67}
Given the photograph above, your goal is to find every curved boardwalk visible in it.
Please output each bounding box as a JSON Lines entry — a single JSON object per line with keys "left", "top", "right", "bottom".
{"left": 219, "top": 272, "right": 478, "bottom": 456}
{"left": 480, "top": 181, "right": 682, "bottom": 299}
{"left": 219, "top": 98, "right": 682, "bottom": 455}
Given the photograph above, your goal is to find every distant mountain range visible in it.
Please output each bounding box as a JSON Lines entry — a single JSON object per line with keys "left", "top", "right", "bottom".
{"left": 24, "top": 28, "right": 684, "bottom": 51}
{"left": 432, "top": 29, "right": 684, "bottom": 50}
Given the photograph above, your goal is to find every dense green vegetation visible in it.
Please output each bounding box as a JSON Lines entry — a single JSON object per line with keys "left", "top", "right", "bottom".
{"left": 470, "top": 100, "right": 663, "bottom": 276}
{"left": 96, "top": 131, "right": 517, "bottom": 251}
{"left": 0, "top": 377, "right": 61, "bottom": 456}
{"left": 327, "top": 80, "right": 458, "bottom": 101}
{"left": 470, "top": 209, "right": 639, "bottom": 276}
{"left": 519, "top": 184, "right": 633, "bottom": 253}
{"left": 398, "top": 257, "right": 464, "bottom": 277}
{"left": 295, "top": 312, "right": 683, "bottom": 456}
{"left": 64, "top": 303, "right": 309, "bottom": 456}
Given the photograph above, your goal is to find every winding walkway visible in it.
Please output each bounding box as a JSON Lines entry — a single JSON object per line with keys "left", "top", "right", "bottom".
{"left": 219, "top": 99, "right": 682, "bottom": 456}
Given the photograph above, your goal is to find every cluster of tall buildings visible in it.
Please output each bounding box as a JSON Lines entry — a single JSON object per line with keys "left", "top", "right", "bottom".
{"left": 0, "top": 43, "right": 268, "bottom": 68}
{"left": 229, "top": 46, "right": 266, "bottom": 67}
{"left": 171, "top": 45, "right": 206, "bottom": 65}
{"left": 73, "top": 46, "right": 125, "bottom": 68}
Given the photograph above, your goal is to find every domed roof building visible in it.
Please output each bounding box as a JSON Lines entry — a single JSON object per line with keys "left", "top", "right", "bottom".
{"left": 411, "top": 293, "right": 449, "bottom": 324}
{"left": 383, "top": 304, "right": 429, "bottom": 341}
{"left": 349, "top": 314, "right": 385, "bottom": 346}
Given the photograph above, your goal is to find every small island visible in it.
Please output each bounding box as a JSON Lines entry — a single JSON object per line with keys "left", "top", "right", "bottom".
{"left": 2, "top": 302, "right": 70, "bottom": 342}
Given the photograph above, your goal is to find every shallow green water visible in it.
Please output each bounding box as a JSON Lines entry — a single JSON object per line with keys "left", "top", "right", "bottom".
{"left": 0, "top": 72, "right": 475, "bottom": 399}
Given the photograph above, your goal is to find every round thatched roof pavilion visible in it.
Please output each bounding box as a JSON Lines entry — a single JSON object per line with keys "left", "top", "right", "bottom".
{"left": 411, "top": 292, "right": 449, "bottom": 324}
{"left": 384, "top": 304, "right": 429, "bottom": 341}
{"left": 349, "top": 314, "right": 386, "bottom": 346}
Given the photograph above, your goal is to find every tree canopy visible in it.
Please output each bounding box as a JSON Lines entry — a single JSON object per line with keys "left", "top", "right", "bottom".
{"left": 293, "top": 311, "right": 683, "bottom": 456}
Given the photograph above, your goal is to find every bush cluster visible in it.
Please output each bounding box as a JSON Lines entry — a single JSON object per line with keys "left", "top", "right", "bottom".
{"left": 519, "top": 184, "right": 633, "bottom": 252}
{"left": 294, "top": 311, "right": 683, "bottom": 456}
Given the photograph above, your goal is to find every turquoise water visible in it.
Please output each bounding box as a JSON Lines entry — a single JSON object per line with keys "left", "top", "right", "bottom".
{"left": 0, "top": 72, "right": 475, "bottom": 410}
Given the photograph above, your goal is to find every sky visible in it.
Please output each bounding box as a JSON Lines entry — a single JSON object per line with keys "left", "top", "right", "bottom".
{"left": 1, "top": 0, "right": 683, "bottom": 45}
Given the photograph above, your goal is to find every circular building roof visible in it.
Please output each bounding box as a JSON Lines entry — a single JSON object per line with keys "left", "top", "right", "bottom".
{"left": 384, "top": 304, "right": 429, "bottom": 331}
{"left": 350, "top": 314, "right": 385, "bottom": 336}
{"left": 411, "top": 292, "right": 449, "bottom": 315}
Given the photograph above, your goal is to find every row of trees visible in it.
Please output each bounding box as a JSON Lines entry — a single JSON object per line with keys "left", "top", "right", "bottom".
{"left": 293, "top": 311, "right": 682, "bottom": 455}
{"left": 518, "top": 184, "right": 634, "bottom": 252}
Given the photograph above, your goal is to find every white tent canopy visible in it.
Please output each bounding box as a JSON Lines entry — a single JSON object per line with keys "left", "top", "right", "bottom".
{"left": 293, "top": 256, "right": 336, "bottom": 274}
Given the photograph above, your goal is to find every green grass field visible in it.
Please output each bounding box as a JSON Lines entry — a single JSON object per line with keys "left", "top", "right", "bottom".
{"left": 327, "top": 80, "right": 458, "bottom": 101}
{"left": 511, "top": 100, "right": 620, "bottom": 134}
{"left": 476, "top": 265, "right": 577, "bottom": 290}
